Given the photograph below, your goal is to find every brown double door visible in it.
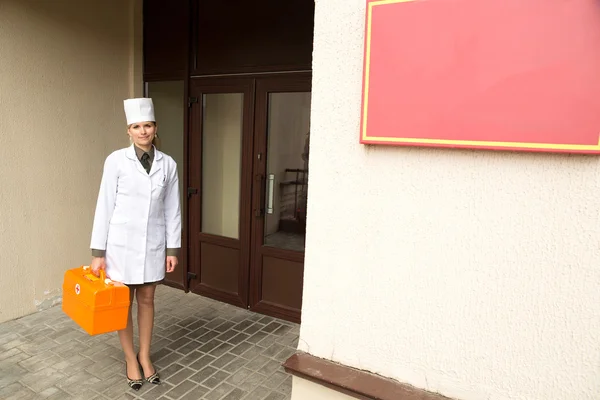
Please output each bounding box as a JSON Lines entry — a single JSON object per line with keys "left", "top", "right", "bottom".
{"left": 187, "top": 74, "right": 311, "bottom": 323}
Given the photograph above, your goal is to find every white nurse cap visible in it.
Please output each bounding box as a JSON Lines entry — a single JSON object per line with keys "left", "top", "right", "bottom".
{"left": 123, "top": 98, "right": 155, "bottom": 125}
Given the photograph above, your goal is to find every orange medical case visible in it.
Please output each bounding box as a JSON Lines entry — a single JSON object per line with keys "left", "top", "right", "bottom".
{"left": 62, "top": 265, "right": 130, "bottom": 336}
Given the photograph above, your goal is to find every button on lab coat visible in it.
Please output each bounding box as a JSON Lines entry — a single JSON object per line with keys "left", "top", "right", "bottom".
{"left": 90, "top": 145, "right": 181, "bottom": 285}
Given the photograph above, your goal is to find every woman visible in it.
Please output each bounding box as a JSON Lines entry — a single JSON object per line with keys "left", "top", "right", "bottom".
{"left": 89, "top": 97, "right": 181, "bottom": 390}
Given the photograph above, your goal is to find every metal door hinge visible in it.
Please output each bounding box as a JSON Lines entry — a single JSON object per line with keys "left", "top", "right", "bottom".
{"left": 188, "top": 97, "right": 199, "bottom": 108}
{"left": 187, "top": 272, "right": 197, "bottom": 286}
{"left": 187, "top": 187, "right": 198, "bottom": 198}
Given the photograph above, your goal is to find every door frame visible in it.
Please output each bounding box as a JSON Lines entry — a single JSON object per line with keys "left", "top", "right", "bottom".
{"left": 185, "top": 72, "right": 311, "bottom": 322}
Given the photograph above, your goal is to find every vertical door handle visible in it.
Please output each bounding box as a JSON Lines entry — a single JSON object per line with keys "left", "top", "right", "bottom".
{"left": 266, "top": 174, "right": 275, "bottom": 215}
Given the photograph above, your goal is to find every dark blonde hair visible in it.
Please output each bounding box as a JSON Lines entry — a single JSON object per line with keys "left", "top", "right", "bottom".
{"left": 127, "top": 121, "right": 157, "bottom": 129}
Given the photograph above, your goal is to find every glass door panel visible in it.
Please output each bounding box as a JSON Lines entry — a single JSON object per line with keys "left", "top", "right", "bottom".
{"left": 201, "top": 93, "right": 243, "bottom": 239}
{"left": 263, "top": 92, "right": 311, "bottom": 252}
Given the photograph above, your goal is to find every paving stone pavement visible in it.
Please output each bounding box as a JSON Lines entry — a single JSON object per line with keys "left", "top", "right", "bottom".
{"left": 0, "top": 285, "right": 298, "bottom": 400}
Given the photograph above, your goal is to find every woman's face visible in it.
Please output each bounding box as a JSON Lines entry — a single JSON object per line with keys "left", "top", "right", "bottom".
{"left": 127, "top": 121, "right": 157, "bottom": 148}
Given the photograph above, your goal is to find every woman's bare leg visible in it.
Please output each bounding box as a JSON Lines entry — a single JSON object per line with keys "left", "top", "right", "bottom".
{"left": 136, "top": 284, "right": 157, "bottom": 376}
{"left": 118, "top": 288, "right": 141, "bottom": 379}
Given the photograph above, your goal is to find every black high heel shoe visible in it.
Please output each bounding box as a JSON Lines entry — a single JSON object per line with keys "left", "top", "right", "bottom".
{"left": 125, "top": 362, "right": 143, "bottom": 391}
{"left": 138, "top": 353, "right": 161, "bottom": 385}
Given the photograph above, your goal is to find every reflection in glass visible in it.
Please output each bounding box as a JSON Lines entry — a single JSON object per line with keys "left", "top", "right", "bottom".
{"left": 201, "top": 93, "right": 243, "bottom": 239}
{"left": 147, "top": 81, "right": 185, "bottom": 211}
{"left": 264, "top": 92, "right": 311, "bottom": 252}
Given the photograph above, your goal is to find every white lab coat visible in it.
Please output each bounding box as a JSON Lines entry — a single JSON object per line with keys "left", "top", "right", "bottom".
{"left": 90, "top": 144, "right": 181, "bottom": 285}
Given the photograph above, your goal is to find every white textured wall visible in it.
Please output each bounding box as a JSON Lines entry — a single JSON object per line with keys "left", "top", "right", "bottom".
{"left": 0, "top": 0, "right": 142, "bottom": 323}
{"left": 299, "top": 1, "right": 600, "bottom": 399}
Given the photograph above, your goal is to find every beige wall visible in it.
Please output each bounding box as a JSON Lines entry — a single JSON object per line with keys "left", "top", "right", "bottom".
{"left": 0, "top": 0, "right": 142, "bottom": 323}
{"left": 299, "top": 0, "right": 600, "bottom": 400}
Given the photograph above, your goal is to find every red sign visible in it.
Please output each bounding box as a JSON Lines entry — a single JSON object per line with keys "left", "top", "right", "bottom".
{"left": 360, "top": 0, "right": 600, "bottom": 153}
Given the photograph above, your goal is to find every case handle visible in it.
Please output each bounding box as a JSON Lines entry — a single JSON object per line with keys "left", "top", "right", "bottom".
{"left": 83, "top": 265, "right": 111, "bottom": 284}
